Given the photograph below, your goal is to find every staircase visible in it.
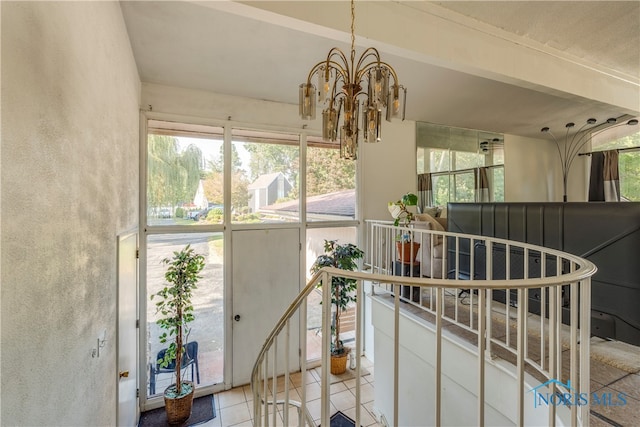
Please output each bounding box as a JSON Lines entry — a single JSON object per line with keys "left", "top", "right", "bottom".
{"left": 251, "top": 222, "right": 597, "bottom": 426}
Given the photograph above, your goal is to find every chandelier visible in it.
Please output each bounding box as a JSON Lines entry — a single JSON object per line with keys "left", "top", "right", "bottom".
{"left": 298, "top": 0, "right": 406, "bottom": 160}
{"left": 541, "top": 117, "right": 638, "bottom": 202}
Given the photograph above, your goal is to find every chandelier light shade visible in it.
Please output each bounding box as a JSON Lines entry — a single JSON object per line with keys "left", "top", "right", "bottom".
{"left": 540, "top": 117, "right": 638, "bottom": 202}
{"left": 298, "top": 0, "right": 406, "bottom": 160}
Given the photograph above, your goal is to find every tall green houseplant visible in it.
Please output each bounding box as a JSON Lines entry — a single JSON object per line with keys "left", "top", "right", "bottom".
{"left": 310, "top": 240, "right": 364, "bottom": 360}
{"left": 152, "top": 244, "right": 205, "bottom": 400}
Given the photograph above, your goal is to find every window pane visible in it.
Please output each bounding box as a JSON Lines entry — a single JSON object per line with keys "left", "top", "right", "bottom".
{"left": 147, "top": 121, "right": 224, "bottom": 226}
{"left": 306, "top": 136, "right": 356, "bottom": 222}
{"left": 429, "top": 149, "right": 450, "bottom": 173}
{"left": 620, "top": 151, "right": 640, "bottom": 201}
{"left": 433, "top": 175, "right": 450, "bottom": 206}
{"left": 146, "top": 232, "right": 224, "bottom": 395}
{"left": 453, "top": 172, "right": 474, "bottom": 202}
{"left": 417, "top": 147, "right": 425, "bottom": 174}
{"left": 492, "top": 167, "right": 505, "bottom": 202}
{"left": 231, "top": 129, "right": 300, "bottom": 223}
{"left": 452, "top": 151, "right": 481, "bottom": 171}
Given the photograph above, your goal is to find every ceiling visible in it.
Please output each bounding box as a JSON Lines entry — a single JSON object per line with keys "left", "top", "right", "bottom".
{"left": 120, "top": 1, "right": 640, "bottom": 139}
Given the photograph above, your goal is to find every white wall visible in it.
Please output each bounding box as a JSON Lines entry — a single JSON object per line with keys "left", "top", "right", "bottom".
{"left": 1, "top": 2, "right": 140, "bottom": 425}
{"left": 504, "top": 134, "right": 563, "bottom": 202}
{"left": 371, "top": 297, "right": 570, "bottom": 426}
{"left": 360, "top": 121, "right": 417, "bottom": 220}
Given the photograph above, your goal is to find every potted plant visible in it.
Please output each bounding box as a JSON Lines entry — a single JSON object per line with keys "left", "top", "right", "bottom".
{"left": 151, "top": 244, "right": 205, "bottom": 424}
{"left": 311, "top": 240, "right": 364, "bottom": 375}
{"left": 388, "top": 192, "right": 420, "bottom": 262}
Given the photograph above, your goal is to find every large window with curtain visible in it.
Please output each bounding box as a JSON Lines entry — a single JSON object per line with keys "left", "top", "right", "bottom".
{"left": 416, "top": 122, "right": 504, "bottom": 210}
{"left": 589, "top": 117, "right": 640, "bottom": 201}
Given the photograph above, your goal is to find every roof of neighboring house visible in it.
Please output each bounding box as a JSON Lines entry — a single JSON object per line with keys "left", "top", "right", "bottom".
{"left": 260, "top": 189, "right": 355, "bottom": 218}
{"left": 248, "top": 172, "right": 288, "bottom": 190}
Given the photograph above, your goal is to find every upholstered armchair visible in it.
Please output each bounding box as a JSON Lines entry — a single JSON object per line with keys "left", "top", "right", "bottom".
{"left": 413, "top": 214, "right": 447, "bottom": 279}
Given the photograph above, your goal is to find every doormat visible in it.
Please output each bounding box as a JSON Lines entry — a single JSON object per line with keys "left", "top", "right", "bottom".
{"left": 317, "top": 411, "right": 356, "bottom": 427}
{"left": 138, "top": 394, "right": 216, "bottom": 427}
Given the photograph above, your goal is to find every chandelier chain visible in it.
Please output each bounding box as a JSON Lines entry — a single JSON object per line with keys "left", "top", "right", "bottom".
{"left": 350, "top": 0, "right": 356, "bottom": 65}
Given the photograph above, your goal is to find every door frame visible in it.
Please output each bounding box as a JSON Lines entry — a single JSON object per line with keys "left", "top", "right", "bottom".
{"left": 117, "top": 229, "right": 140, "bottom": 426}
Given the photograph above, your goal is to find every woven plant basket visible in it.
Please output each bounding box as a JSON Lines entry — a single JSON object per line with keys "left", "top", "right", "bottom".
{"left": 164, "top": 381, "right": 195, "bottom": 425}
{"left": 330, "top": 353, "right": 348, "bottom": 375}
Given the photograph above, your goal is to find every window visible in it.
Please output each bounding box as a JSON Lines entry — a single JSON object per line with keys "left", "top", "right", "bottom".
{"left": 591, "top": 117, "right": 640, "bottom": 201}
{"left": 306, "top": 135, "right": 356, "bottom": 222}
{"left": 143, "top": 119, "right": 360, "bottom": 400}
{"left": 417, "top": 122, "right": 504, "bottom": 205}
{"left": 146, "top": 121, "right": 224, "bottom": 225}
{"left": 231, "top": 129, "right": 300, "bottom": 223}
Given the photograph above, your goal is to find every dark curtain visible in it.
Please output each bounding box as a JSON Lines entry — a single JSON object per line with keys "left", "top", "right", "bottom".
{"left": 418, "top": 173, "right": 433, "bottom": 211}
{"left": 589, "top": 150, "right": 620, "bottom": 201}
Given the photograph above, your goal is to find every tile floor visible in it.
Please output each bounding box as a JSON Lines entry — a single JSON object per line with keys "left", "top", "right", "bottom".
{"left": 200, "top": 359, "right": 379, "bottom": 427}
{"left": 200, "top": 365, "right": 638, "bottom": 427}
{"left": 155, "top": 291, "right": 640, "bottom": 427}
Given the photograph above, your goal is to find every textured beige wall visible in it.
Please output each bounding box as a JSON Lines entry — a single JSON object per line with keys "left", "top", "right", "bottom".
{"left": 1, "top": 2, "right": 140, "bottom": 425}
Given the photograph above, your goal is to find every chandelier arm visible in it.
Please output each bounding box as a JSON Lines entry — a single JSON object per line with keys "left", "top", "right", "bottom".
{"left": 378, "top": 61, "right": 401, "bottom": 85}
{"left": 353, "top": 92, "right": 370, "bottom": 103}
{"left": 354, "top": 61, "right": 384, "bottom": 83}
{"left": 326, "top": 61, "right": 350, "bottom": 83}
{"left": 305, "top": 56, "right": 350, "bottom": 85}
{"left": 355, "top": 48, "right": 382, "bottom": 72}
{"left": 328, "top": 79, "right": 346, "bottom": 110}
{"left": 326, "top": 48, "right": 351, "bottom": 75}
{"left": 354, "top": 62, "right": 402, "bottom": 95}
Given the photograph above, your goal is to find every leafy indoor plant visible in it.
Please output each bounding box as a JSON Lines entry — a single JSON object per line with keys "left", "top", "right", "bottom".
{"left": 388, "top": 192, "right": 418, "bottom": 227}
{"left": 151, "top": 244, "right": 205, "bottom": 424}
{"left": 388, "top": 192, "right": 420, "bottom": 262}
{"left": 311, "top": 239, "right": 364, "bottom": 374}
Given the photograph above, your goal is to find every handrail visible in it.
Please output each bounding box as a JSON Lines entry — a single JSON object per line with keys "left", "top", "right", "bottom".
{"left": 251, "top": 224, "right": 597, "bottom": 426}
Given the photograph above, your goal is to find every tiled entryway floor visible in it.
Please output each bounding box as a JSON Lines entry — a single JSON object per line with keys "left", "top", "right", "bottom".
{"left": 200, "top": 358, "right": 379, "bottom": 427}
{"left": 159, "top": 351, "right": 639, "bottom": 426}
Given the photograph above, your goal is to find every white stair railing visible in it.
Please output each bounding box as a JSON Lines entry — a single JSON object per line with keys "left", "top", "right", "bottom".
{"left": 251, "top": 223, "right": 597, "bottom": 426}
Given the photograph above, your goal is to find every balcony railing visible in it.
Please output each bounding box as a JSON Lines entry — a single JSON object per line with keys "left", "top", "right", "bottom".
{"left": 251, "top": 221, "right": 597, "bottom": 426}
